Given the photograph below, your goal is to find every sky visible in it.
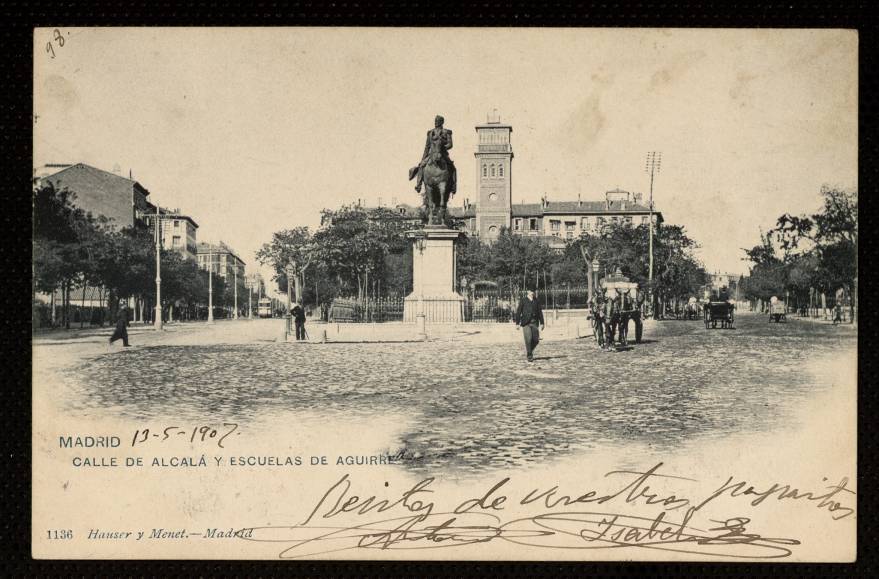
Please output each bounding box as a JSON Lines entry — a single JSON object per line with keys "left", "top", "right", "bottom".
{"left": 34, "top": 28, "right": 858, "bottom": 294}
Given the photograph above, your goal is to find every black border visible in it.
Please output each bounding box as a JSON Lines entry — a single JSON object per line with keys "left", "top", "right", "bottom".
{"left": 4, "top": 2, "right": 875, "bottom": 577}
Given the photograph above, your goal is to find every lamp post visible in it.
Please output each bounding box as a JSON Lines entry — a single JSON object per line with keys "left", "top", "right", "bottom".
{"left": 285, "top": 263, "right": 295, "bottom": 337}
{"left": 207, "top": 245, "right": 214, "bottom": 324}
{"left": 246, "top": 275, "right": 253, "bottom": 319}
{"left": 233, "top": 262, "right": 239, "bottom": 319}
{"left": 592, "top": 258, "right": 601, "bottom": 298}
{"left": 154, "top": 206, "right": 163, "bottom": 331}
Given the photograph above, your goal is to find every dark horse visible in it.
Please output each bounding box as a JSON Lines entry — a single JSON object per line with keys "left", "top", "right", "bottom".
{"left": 420, "top": 139, "right": 453, "bottom": 226}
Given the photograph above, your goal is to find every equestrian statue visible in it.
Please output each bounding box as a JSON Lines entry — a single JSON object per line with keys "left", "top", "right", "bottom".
{"left": 408, "top": 115, "right": 458, "bottom": 226}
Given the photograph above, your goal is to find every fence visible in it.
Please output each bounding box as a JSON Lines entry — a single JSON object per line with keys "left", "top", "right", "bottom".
{"left": 329, "top": 297, "right": 405, "bottom": 323}
{"left": 329, "top": 286, "right": 592, "bottom": 324}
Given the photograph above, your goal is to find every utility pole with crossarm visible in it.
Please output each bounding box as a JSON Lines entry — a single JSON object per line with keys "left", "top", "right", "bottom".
{"left": 645, "top": 151, "right": 661, "bottom": 319}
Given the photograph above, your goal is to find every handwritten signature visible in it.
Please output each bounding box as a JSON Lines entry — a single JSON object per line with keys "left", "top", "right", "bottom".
{"left": 233, "top": 463, "right": 854, "bottom": 559}
{"left": 240, "top": 510, "right": 803, "bottom": 559}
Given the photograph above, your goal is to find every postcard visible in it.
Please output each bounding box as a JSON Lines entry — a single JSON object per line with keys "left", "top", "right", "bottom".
{"left": 32, "top": 27, "right": 857, "bottom": 561}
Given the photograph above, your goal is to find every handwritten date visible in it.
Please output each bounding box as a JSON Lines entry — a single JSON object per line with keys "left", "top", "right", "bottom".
{"left": 131, "top": 423, "right": 239, "bottom": 449}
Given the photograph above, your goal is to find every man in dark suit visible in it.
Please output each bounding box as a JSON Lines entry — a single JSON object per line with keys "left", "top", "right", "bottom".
{"left": 109, "top": 303, "right": 131, "bottom": 347}
{"left": 291, "top": 302, "right": 306, "bottom": 341}
{"left": 515, "top": 290, "right": 545, "bottom": 363}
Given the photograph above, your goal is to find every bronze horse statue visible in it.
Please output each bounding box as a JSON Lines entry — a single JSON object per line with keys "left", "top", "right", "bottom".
{"left": 420, "top": 138, "right": 453, "bottom": 225}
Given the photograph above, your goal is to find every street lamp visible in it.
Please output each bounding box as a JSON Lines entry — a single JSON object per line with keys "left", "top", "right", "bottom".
{"left": 233, "top": 261, "right": 239, "bottom": 319}
{"left": 207, "top": 245, "right": 214, "bottom": 324}
{"left": 154, "top": 206, "right": 163, "bottom": 330}
{"left": 246, "top": 275, "right": 253, "bottom": 319}
{"left": 285, "top": 264, "right": 295, "bottom": 339}
{"left": 592, "top": 258, "right": 601, "bottom": 298}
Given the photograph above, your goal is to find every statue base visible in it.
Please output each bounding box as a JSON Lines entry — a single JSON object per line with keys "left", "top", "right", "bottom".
{"left": 403, "top": 227, "right": 465, "bottom": 323}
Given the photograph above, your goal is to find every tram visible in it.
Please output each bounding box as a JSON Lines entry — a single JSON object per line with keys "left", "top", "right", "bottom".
{"left": 257, "top": 297, "right": 273, "bottom": 318}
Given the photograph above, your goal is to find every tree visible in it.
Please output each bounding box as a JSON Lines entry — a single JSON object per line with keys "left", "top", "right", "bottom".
{"left": 486, "top": 229, "right": 556, "bottom": 288}
{"left": 256, "top": 227, "right": 313, "bottom": 293}
{"left": 259, "top": 205, "right": 415, "bottom": 303}
{"left": 99, "top": 225, "right": 155, "bottom": 322}
{"left": 741, "top": 230, "right": 786, "bottom": 305}
{"left": 33, "top": 183, "right": 109, "bottom": 327}
{"left": 771, "top": 186, "right": 857, "bottom": 319}
{"left": 572, "top": 222, "right": 705, "bottom": 312}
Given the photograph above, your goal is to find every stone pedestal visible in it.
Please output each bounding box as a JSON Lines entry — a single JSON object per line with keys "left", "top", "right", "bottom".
{"left": 403, "top": 227, "right": 465, "bottom": 323}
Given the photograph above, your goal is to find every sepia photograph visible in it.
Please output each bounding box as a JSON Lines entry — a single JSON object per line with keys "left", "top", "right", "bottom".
{"left": 31, "top": 27, "right": 857, "bottom": 561}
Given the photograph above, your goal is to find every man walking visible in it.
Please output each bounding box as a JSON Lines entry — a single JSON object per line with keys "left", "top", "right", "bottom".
{"left": 515, "top": 290, "right": 545, "bottom": 363}
{"left": 109, "top": 302, "right": 131, "bottom": 347}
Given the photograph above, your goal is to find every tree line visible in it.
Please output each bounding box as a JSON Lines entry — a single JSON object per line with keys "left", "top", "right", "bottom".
{"left": 33, "top": 183, "right": 239, "bottom": 329}
{"left": 257, "top": 203, "right": 709, "bottom": 316}
{"left": 740, "top": 186, "right": 857, "bottom": 320}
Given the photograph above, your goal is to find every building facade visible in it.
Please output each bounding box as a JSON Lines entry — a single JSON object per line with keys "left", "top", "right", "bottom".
{"left": 40, "top": 163, "right": 153, "bottom": 229}
{"left": 142, "top": 208, "right": 199, "bottom": 260}
{"left": 473, "top": 114, "right": 514, "bottom": 238}
{"left": 197, "top": 241, "right": 246, "bottom": 282}
{"left": 455, "top": 115, "right": 663, "bottom": 242}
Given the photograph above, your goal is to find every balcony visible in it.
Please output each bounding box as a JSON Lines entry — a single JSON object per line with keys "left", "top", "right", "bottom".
{"left": 477, "top": 144, "right": 512, "bottom": 153}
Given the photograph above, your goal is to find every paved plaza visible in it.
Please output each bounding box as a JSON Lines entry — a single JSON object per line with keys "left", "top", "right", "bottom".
{"left": 34, "top": 313, "right": 856, "bottom": 476}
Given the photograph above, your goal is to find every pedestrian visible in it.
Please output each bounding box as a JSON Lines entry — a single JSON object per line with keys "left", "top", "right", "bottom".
{"left": 109, "top": 303, "right": 131, "bottom": 347}
{"left": 632, "top": 292, "right": 645, "bottom": 344}
{"left": 833, "top": 302, "right": 843, "bottom": 325}
{"left": 618, "top": 290, "right": 631, "bottom": 347}
{"left": 292, "top": 301, "right": 307, "bottom": 340}
{"left": 515, "top": 289, "right": 545, "bottom": 363}
{"left": 590, "top": 294, "right": 605, "bottom": 348}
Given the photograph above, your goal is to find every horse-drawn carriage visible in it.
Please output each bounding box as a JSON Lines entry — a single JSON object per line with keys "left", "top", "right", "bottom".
{"left": 703, "top": 301, "right": 735, "bottom": 329}
{"left": 592, "top": 269, "right": 643, "bottom": 348}
{"left": 768, "top": 296, "right": 787, "bottom": 323}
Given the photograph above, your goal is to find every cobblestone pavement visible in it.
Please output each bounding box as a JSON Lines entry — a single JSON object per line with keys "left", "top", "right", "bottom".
{"left": 46, "top": 313, "right": 856, "bottom": 476}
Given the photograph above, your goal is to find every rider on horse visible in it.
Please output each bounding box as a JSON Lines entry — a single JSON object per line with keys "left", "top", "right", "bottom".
{"left": 409, "top": 115, "right": 457, "bottom": 197}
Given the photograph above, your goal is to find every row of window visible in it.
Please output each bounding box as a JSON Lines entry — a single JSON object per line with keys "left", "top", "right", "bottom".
{"left": 481, "top": 163, "right": 505, "bottom": 178}
{"left": 511, "top": 215, "right": 651, "bottom": 232}
{"left": 479, "top": 131, "right": 508, "bottom": 144}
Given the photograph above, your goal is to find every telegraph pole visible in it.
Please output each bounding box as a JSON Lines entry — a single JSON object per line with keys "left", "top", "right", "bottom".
{"left": 645, "top": 151, "right": 661, "bottom": 319}
{"left": 154, "top": 206, "right": 163, "bottom": 330}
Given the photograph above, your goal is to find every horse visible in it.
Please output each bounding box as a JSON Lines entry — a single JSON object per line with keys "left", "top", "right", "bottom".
{"left": 420, "top": 141, "right": 454, "bottom": 226}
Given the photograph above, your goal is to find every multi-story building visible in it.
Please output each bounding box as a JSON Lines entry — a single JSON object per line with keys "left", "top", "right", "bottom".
{"left": 142, "top": 207, "right": 199, "bottom": 260}
{"left": 39, "top": 163, "right": 154, "bottom": 229}
{"left": 197, "top": 241, "right": 247, "bottom": 316}
{"left": 450, "top": 114, "right": 663, "bottom": 243}
{"left": 708, "top": 272, "right": 740, "bottom": 292}
{"left": 197, "top": 241, "right": 246, "bottom": 282}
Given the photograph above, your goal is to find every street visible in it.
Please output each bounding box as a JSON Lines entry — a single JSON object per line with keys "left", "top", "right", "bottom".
{"left": 34, "top": 313, "right": 856, "bottom": 476}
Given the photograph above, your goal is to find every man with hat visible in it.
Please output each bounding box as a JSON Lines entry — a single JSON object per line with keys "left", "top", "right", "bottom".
{"left": 109, "top": 302, "right": 131, "bottom": 347}
{"left": 515, "top": 289, "right": 545, "bottom": 363}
